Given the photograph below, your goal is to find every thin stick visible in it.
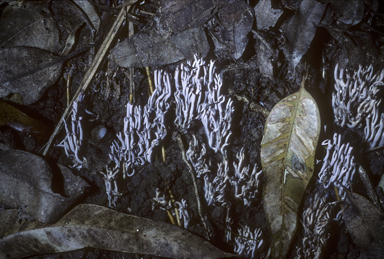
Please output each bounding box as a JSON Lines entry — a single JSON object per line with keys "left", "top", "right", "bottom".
{"left": 176, "top": 133, "right": 212, "bottom": 239}
{"left": 146, "top": 67, "right": 154, "bottom": 94}
{"left": 166, "top": 183, "right": 181, "bottom": 227}
{"left": 333, "top": 185, "right": 343, "bottom": 209}
{"left": 128, "top": 6, "right": 135, "bottom": 104}
{"left": 166, "top": 209, "right": 176, "bottom": 225}
{"left": 42, "top": 0, "right": 137, "bottom": 156}
{"left": 66, "top": 61, "right": 71, "bottom": 107}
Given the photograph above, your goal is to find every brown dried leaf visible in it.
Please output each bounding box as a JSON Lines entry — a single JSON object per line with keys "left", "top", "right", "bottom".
{"left": 0, "top": 204, "right": 235, "bottom": 259}
{"left": 72, "top": 0, "right": 100, "bottom": 33}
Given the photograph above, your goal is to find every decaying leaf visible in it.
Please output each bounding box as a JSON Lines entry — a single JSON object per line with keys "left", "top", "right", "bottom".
{"left": 260, "top": 84, "right": 321, "bottom": 259}
{"left": 343, "top": 192, "right": 384, "bottom": 258}
{"left": 280, "top": 0, "right": 304, "bottom": 11}
{"left": 159, "top": 0, "right": 220, "bottom": 33}
{"left": 0, "top": 1, "right": 60, "bottom": 52}
{"left": 50, "top": 0, "right": 99, "bottom": 45}
{"left": 0, "top": 101, "right": 50, "bottom": 144}
{"left": 61, "top": 22, "right": 84, "bottom": 56}
{"left": 216, "top": 1, "right": 254, "bottom": 59}
{"left": 254, "top": 0, "right": 283, "bottom": 31}
{"left": 326, "top": 27, "right": 378, "bottom": 70}
{"left": 0, "top": 47, "right": 62, "bottom": 105}
{"left": 282, "top": 0, "right": 326, "bottom": 70}
{"left": 109, "top": 27, "right": 209, "bottom": 68}
{"left": 0, "top": 204, "right": 235, "bottom": 259}
{"left": 320, "top": 0, "right": 378, "bottom": 29}
{"left": 253, "top": 30, "right": 277, "bottom": 77}
{"left": 0, "top": 150, "right": 89, "bottom": 223}
{"left": 72, "top": 0, "right": 100, "bottom": 34}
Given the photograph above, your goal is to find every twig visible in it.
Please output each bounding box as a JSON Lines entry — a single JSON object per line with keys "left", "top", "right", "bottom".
{"left": 175, "top": 133, "right": 212, "bottom": 239}
{"left": 42, "top": 0, "right": 138, "bottom": 156}
{"left": 146, "top": 67, "right": 154, "bottom": 94}
{"left": 66, "top": 61, "right": 71, "bottom": 107}
{"left": 128, "top": 7, "right": 135, "bottom": 104}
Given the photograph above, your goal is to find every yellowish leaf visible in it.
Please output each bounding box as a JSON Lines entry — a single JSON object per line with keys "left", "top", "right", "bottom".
{"left": 260, "top": 85, "right": 320, "bottom": 258}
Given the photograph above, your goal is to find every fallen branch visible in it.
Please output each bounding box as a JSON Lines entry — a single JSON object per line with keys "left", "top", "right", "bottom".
{"left": 42, "top": 0, "right": 137, "bottom": 156}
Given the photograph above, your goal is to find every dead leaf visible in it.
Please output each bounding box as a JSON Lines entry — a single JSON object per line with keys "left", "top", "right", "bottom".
{"left": 320, "top": 0, "right": 377, "bottom": 28}
{"left": 0, "top": 101, "right": 50, "bottom": 144}
{"left": 50, "top": 0, "right": 98, "bottom": 44}
{"left": 260, "top": 85, "right": 321, "bottom": 259}
{"left": 160, "top": 0, "right": 220, "bottom": 33}
{"left": 326, "top": 27, "right": 378, "bottom": 70}
{"left": 0, "top": 204, "right": 235, "bottom": 259}
{"left": 0, "top": 47, "right": 62, "bottom": 105}
{"left": 61, "top": 22, "right": 84, "bottom": 56}
{"left": 344, "top": 192, "right": 384, "bottom": 258}
{"left": 216, "top": 1, "right": 254, "bottom": 59}
{"left": 109, "top": 27, "right": 209, "bottom": 68}
{"left": 0, "top": 150, "right": 89, "bottom": 223}
{"left": 253, "top": 30, "right": 277, "bottom": 77}
{"left": 254, "top": 0, "right": 283, "bottom": 31}
{"left": 0, "top": 1, "right": 60, "bottom": 52}
{"left": 280, "top": 0, "right": 304, "bottom": 11}
{"left": 72, "top": 0, "right": 100, "bottom": 34}
{"left": 282, "top": 0, "right": 326, "bottom": 70}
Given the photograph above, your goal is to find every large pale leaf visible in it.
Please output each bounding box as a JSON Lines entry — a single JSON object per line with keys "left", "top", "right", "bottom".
{"left": 0, "top": 204, "right": 235, "bottom": 259}
{"left": 260, "top": 86, "right": 320, "bottom": 259}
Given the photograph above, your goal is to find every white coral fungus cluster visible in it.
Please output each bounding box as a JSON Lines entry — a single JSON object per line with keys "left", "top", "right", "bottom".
{"left": 57, "top": 94, "right": 86, "bottom": 169}
{"left": 332, "top": 64, "right": 384, "bottom": 148}
{"left": 234, "top": 225, "right": 263, "bottom": 258}
{"left": 295, "top": 193, "right": 335, "bottom": 259}
{"left": 152, "top": 188, "right": 190, "bottom": 229}
{"left": 174, "top": 56, "right": 234, "bottom": 156}
{"left": 332, "top": 64, "right": 383, "bottom": 128}
{"left": 232, "top": 149, "right": 263, "bottom": 206}
{"left": 99, "top": 166, "right": 121, "bottom": 208}
{"left": 196, "top": 148, "right": 262, "bottom": 207}
{"left": 109, "top": 70, "right": 171, "bottom": 176}
{"left": 107, "top": 55, "right": 263, "bottom": 256}
{"left": 318, "top": 133, "right": 356, "bottom": 200}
